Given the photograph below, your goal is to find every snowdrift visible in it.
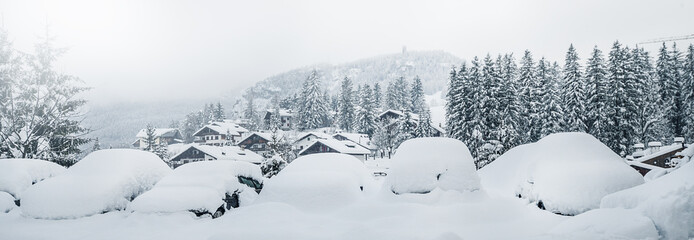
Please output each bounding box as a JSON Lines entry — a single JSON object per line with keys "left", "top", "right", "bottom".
{"left": 257, "top": 153, "right": 372, "bottom": 212}
{"left": 130, "top": 161, "right": 263, "bottom": 216}
{"left": 385, "top": 137, "right": 480, "bottom": 194}
{"left": 20, "top": 149, "right": 172, "bottom": 219}
{"left": 479, "top": 132, "right": 644, "bottom": 215}
{"left": 0, "top": 192, "right": 15, "bottom": 213}
{"left": 547, "top": 208, "right": 658, "bottom": 240}
{"left": 0, "top": 159, "right": 66, "bottom": 200}
{"left": 601, "top": 160, "right": 694, "bottom": 239}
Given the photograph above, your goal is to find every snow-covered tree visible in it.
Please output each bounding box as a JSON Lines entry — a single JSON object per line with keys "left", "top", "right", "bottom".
{"left": 338, "top": 77, "right": 356, "bottom": 131}
{"left": 631, "top": 47, "right": 662, "bottom": 145}
{"left": 561, "top": 44, "right": 587, "bottom": 132}
{"left": 584, "top": 46, "right": 610, "bottom": 142}
{"left": 539, "top": 59, "right": 564, "bottom": 137}
{"left": 605, "top": 41, "right": 640, "bottom": 155}
{"left": 355, "top": 84, "right": 376, "bottom": 136}
{"left": 445, "top": 65, "right": 463, "bottom": 140}
{"left": 656, "top": 43, "right": 686, "bottom": 140}
{"left": 394, "top": 112, "right": 416, "bottom": 149}
{"left": 684, "top": 44, "right": 694, "bottom": 140}
{"left": 410, "top": 76, "right": 427, "bottom": 115}
{"left": 517, "top": 50, "right": 541, "bottom": 143}
{"left": 373, "top": 82, "right": 383, "bottom": 110}
{"left": 213, "top": 102, "right": 225, "bottom": 122}
{"left": 298, "top": 70, "right": 329, "bottom": 130}
{"left": 244, "top": 92, "right": 260, "bottom": 131}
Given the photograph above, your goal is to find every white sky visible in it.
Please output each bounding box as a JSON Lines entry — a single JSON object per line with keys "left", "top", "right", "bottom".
{"left": 1, "top": 0, "right": 692, "bottom": 105}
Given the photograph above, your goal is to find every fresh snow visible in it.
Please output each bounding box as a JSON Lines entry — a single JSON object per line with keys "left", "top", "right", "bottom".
{"left": 0, "top": 192, "right": 15, "bottom": 213}
{"left": 544, "top": 208, "right": 659, "bottom": 240}
{"left": 601, "top": 160, "right": 694, "bottom": 239}
{"left": 20, "top": 149, "right": 172, "bottom": 219}
{"left": 130, "top": 160, "right": 263, "bottom": 215}
{"left": 385, "top": 137, "right": 480, "bottom": 194}
{"left": 479, "top": 132, "right": 644, "bottom": 215}
{"left": 0, "top": 159, "right": 66, "bottom": 200}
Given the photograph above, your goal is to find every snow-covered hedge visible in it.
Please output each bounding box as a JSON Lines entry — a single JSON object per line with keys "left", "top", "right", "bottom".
{"left": 21, "top": 149, "right": 172, "bottom": 219}
{"left": 479, "top": 132, "right": 644, "bottom": 215}
{"left": 0, "top": 159, "right": 65, "bottom": 199}
{"left": 130, "top": 160, "right": 263, "bottom": 215}
{"left": 601, "top": 160, "right": 694, "bottom": 239}
{"left": 385, "top": 137, "right": 480, "bottom": 194}
{"left": 257, "top": 153, "right": 372, "bottom": 211}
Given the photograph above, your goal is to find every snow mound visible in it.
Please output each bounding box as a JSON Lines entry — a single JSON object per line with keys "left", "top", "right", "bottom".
{"left": 479, "top": 132, "right": 644, "bottom": 215}
{"left": 0, "top": 159, "right": 66, "bottom": 199}
{"left": 601, "top": 160, "right": 694, "bottom": 239}
{"left": 130, "top": 160, "right": 263, "bottom": 214}
{"left": 0, "top": 191, "right": 15, "bottom": 213}
{"left": 385, "top": 137, "right": 480, "bottom": 194}
{"left": 21, "top": 149, "right": 172, "bottom": 219}
{"left": 257, "top": 153, "right": 372, "bottom": 212}
{"left": 548, "top": 208, "right": 658, "bottom": 240}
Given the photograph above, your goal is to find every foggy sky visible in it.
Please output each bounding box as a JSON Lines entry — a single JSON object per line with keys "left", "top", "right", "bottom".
{"left": 1, "top": 0, "right": 692, "bottom": 105}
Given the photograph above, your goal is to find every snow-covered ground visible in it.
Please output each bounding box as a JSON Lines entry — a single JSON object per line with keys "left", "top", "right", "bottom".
{"left": 0, "top": 137, "right": 692, "bottom": 239}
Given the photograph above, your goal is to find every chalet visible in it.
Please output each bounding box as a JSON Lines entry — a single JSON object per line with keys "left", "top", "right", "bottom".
{"left": 132, "top": 128, "right": 183, "bottom": 149}
{"left": 237, "top": 132, "right": 279, "bottom": 155}
{"left": 193, "top": 120, "right": 249, "bottom": 146}
{"left": 263, "top": 109, "right": 294, "bottom": 130}
{"left": 332, "top": 132, "right": 377, "bottom": 153}
{"left": 293, "top": 132, "right": 332, "bottom": 152}
{"left": 627, "top": 138, "right": 687, "bottom": 176}
{"left": 168, "top": 145, "right": 264, "bottom": 168}
{"left": 298, "top": 138, "right": 371, "bottom": 161}
{"left": 377, "top": 109, "right": 444, "bottom": 137}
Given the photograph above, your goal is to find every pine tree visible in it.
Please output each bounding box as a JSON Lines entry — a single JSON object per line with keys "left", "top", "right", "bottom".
{"left": 656, "top": 42, "right": 686, "bottom": 140}
{"left": 213, "top": 102, "right": 225, "bottom": 122}
{"left": 562, "top": 44, "right": 587, "bottom": 132}
{"left": 298, "top": 70, "right": 329, "bottom": 130}
{"left": 684, "top": 44, "right": 694, "bottom": 140}
{"left": 410, "top": 76, "right": 427, "bottom": 115}
{"left": 467, "top": 57, "right": 486, "bottom": 159}
{"left": 498, "top": 54, "right": 520, "bottom": 148}
{"left": 355, "top": 84, "right": 376, "bottom": 136}
{"left": 605, "top": 41, "right": 639, "bottom": 155}
{"left": 632, "top": 47, "right": 662, "bottom": 144}
{"left": 244, "top": 92, "right": 259, "bottom": 131}
{"left": 539, "top": 59, "right": 564, "bottom": 137}
{"left": 518, "top": 50, "right": 541, "bottom": 143}
{"left": 385, "top": 81, "right": 398, "bottom": 110}
{"left": 91, "top": 137, "right": 101, "bottom": 152}
{"left": 394, "top": 112, "right": 416, "bottom": 149}
{"left": 415, "top": 109, "right": 433, "bottom": 138}
{"left": 445, "top": 65, "right": 463, "bottom": 140}
{"left": 144, "top": 124, "right": 157, "bottom": 151}
{"left": 584, "top": 46, "right": 610, "bottom": 143}
{"left": 373, "top": 82, "right": 383, "bottom": 110}
{"left": 338, "top": 77, "right": 356, "bottom": 131}
{"left": 396, "top": 77, "right": 410, "bottom": 111}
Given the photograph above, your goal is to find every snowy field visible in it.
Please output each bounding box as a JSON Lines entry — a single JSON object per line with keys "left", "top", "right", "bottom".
{"left": 1, "top": 134, "right": 693, "bottom": 240}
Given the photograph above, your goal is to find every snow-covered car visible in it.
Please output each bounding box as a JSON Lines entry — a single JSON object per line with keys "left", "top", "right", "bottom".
{"left": 129, "top": 160, "right": 264, "bottom": 218}
{"left": 479, "top": 132, "right": 644, "bottom": 215}
{"left": 20, "top": 149, "right": 172, "bottom": 219}
{"left": 385, "top": 137, "right": 480, "bottom": 194}
{"left": 257, "top": 153, "right": 373, "bottom": 212}
{"left": 0, "top": 159, "right": 66, "bottom": 207}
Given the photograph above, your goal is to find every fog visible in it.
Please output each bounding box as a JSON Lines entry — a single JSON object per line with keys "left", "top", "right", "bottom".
{"left": 1, "top": 0, "right": 692, "bottom": 105}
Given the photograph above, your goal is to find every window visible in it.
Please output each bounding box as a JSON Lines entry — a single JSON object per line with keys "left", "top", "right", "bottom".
{"left": 238, "top": 176, "right": 263, "bottom": 191}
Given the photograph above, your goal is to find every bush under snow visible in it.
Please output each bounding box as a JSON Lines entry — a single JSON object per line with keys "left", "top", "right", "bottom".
{"left": 0, "top": 159, "right": 66, "bottom": 200}
{"left": 601, "top": 160, "right": 694, "bottom": 239}
{"left": 129, "top": 160, "right": 263, "bottom": 215}
{"left": 21, "top": 149, "right": 172, "bottom": 219}
{"left": 385, "top": 137, "right": 480, "bottom": 194}
{"left": 479, "top": 132, "right": 644, "bottom": 215}
{"left": 257, "top": 153, "right": 372, "bottom": 212}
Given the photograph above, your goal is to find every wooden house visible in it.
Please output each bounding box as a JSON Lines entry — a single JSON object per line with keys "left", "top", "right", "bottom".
{"left": 627, "top": 139, "right": 686, "bottom": 176}
{"left": 132, "top": 128, "right": 183, "bottom": 149}
{"left": 193, "top": 120, "right": 249, "bottom": 146}
{"left": 377, "top": 109, "right": 444, "bottom": 137}
{"left": 293, "top": 132, "right": 332, "bottom": 152}
{"left": 168, "top": 145, "right": 264, "bottom": 168}
{"left": 237, "top": 132, "right": 277, "bottom": 155}
{"left": 298, "top": 139, "right": 371, "bottom": 161}
{"left": 263, "top": 109, "right": 294, "bottom": 130}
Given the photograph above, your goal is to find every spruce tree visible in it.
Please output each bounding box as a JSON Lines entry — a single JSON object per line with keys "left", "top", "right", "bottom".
{"left": 562, "top": 44, "right": 587, "bottom": 132}
{"left": 584, "top": 46, "right": 610, "bottom": 143}
{"left": 684, "top": 44, "right": 694, "bottom": 140}
{"left": 298, "top": 70, "right": 329, "bottom": 130}
{"left": 518, "top": 50, "right": 541, "bottom": 143}
{"left": 410, "top": 76, "right": 427, "bottom": 115}
{"left": 539, "top": 59, "right": 564, "bottom": 137}
{"left": 373, "top": 82, "right": 383, "bottom": 110}
{"left": 445, "top": 65, "right": 462, "bottom": 140}
{"left": 355, "top": 84, "right": 376, "bottom": 136}
{"left": 213, "top": 102, "right": 225, "bottom": 121}
{"left": 338, "top": 77, "right": 356, "bottom": 131}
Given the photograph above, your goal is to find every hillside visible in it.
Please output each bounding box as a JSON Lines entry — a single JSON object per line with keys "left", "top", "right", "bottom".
{"left": 247, "top": 50, "right": 462, "bottom": 100}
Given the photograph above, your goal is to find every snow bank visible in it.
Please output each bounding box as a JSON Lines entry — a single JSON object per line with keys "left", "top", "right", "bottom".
{"left": 601, "top": 160, "right": 694, "bottom": 239}
{"left": 385, "top": 137, "right": 479, "bottom": 194}
{"left": 479, "top": 132, "right": 644, "bottom": 215}
{"left": 257, "top": 153, "right": 372, "bottom": 212}
{"left": 21, "top": 149, "right": 172, "bottom": 219}
{"left": 548, "top": 208, "right": 658, "bottom": 240}
{"left": 130, "top": 161, "right": 263, "bottom": 214}
{"left": 0, "top": 159, "right": 65, "bottom": 199}
{"left": 0, "top": 192, "right": 15, "bottom": 213}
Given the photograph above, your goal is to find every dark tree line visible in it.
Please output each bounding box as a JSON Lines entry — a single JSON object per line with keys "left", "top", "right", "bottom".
{"left": 446, "top": 42, "right": 694, "bottom": 168}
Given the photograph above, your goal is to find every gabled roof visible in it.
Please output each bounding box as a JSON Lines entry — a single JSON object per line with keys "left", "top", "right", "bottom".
{"left": 194, "top": 120, "right": 249, "bottom": 137}
{"left": 136, "top": 128, "right": 182, "bottom": 139}
{"left": 294, "top": 131, "right": 332, "bottom": 143}
{"left": 170, "top": 145, "right": 264, "bottom": 164}
{"left": 635, "top": 143, "right": 685, "bottom": 164}
{"left": 378, "top": 109, "right": 420, "bottom": 121}
{"left": 238, "top": 131, "right": 285, "bottom": 144}
{"left": 332, "top": 132, "right": 376, "bottom": 150}
{"left": 299, "top": 139, "right": 371, "bottom": 156}
{"left": 265, "top": 109, "right": 293, "bottom": 117}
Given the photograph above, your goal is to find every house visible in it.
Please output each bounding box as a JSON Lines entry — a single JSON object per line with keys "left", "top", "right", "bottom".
{"left": 238, "top": 132, "right": 275, "bottom": 155}
{"left": 627, "top": 138, "right": 686, "bottom": 176}
{"left": 263, "top": 109, "right": 294, "bottom": 130}
{"left": 293, "top": 132, "right": 332, "bottom": 152}
{"left": 377, "top": 109, "right": 444, "bottom": 137}
{"left": 193, "top": 120, "right": 249, "bottom": 146}
{"left": 332, "top": 132, "right": 377, "bottom": 153}
{"left": 132, "top": 128, "right": 183, "bottom": 149}
{"left": 168, "top": 145, "right": 264, "bottom": 168}
{"left": 298, "top": 138, "right": 371, "bottom": 161}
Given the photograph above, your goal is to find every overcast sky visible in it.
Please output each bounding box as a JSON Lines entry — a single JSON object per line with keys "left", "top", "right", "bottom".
{"left": 1, "top": 0, "right": 692, "bottom": 105}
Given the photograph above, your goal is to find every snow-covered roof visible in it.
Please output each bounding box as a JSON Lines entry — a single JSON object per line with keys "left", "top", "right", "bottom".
{"left": 647, "top": 141, "right": 662, "bottom": 147}
{"left": 378, "top": 109, "right": 420, "bottom": 121}
{"left": 294, "top": 131, "right": 332, "bottom": 143}
{"left": 173, "top": 145, "right": 264, "bottom": 164}
{"left": 265, "top": 109, "right": 293, "bottom": 117}
{"left": 239, "top": 131, "right": 286, "bottom": 144}
{"left": 194, "top": 121, "right": 249, "bottom": 137}
{"left": 332, "top": 132, "right": 376, "bottom": 150}
{"left": 634, "top": 143, "right": 684, "bottom": 164}
{"left": 299, "top": 139, "right": 371, "bottom": 155}
{"left": 136, "top": 128, "right": 181, "bottom": 138}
